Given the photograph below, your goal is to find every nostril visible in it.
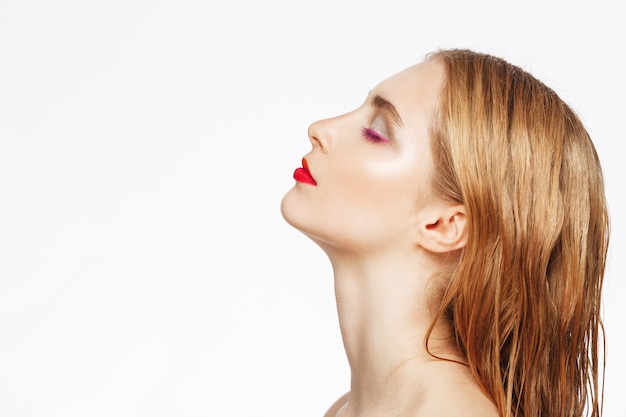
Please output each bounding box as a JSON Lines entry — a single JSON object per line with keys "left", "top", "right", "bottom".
{"left": 308, "top": 119, "right": 331, "bottom": 153}
{"left": 307, "top": 122, "right": 319, "bottom": 142}
{"left": 310, "top": 134, "right": 323, "bottom": 148}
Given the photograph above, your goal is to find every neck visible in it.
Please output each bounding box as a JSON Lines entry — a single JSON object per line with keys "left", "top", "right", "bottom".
{"left": 327, "top": 250, "right": 465, "bottom": 416}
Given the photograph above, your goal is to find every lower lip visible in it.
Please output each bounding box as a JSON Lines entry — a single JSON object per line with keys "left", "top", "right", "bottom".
{"left": 293, "top": 167, "right": 317, "bottom": 186}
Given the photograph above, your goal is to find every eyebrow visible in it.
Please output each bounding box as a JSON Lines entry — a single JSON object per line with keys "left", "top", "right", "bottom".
{"left": 372, "top": 94, "right": 403, "bottom": 127}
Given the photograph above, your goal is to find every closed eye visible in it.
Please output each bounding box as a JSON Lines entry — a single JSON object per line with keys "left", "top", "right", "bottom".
{"left": 361, "top": 127, "right": 389, "bottom": 144}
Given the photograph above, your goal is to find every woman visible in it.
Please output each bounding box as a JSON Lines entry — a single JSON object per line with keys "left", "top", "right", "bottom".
{"left": 281, "top": 49, "right": 608, "bottom": 417}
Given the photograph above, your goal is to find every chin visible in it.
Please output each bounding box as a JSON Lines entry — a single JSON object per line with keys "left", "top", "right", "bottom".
{"left": 281, "top": 189, "right": 326, "bottom": 244}
{"left": 281, "top": 187, "right": 384, "bottom": 257}
{"left": 281, "top": 191, "right": 356, "bottom": 258}
{"left": 280, "top": 190, "right": 297, "bottom": 227}
{"left": 280, "top": 187, "right": 309, "bottom": 231}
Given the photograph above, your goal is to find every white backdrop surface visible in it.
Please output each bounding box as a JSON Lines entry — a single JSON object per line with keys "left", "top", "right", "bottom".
{"left": 0, "top": 0, "right": 624, "bottom": 416}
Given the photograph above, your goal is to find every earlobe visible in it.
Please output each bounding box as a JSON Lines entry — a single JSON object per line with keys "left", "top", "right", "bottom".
{"left": 418, "top": 205, "right": 467, "bottom": 253}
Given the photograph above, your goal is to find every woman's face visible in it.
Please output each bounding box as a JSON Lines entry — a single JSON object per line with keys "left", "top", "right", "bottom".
{"left": 281, "top": 58, "right": 445, "bottom": 255}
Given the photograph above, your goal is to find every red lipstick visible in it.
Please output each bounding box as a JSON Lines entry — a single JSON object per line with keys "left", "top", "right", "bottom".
{"left": 293, "top": 158, "right": 317, "bottom": 186}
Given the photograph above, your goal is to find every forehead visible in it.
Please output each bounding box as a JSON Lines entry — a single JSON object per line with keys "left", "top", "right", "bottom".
{"left": 372, "top": 58, "right": 445, "bottom": 132}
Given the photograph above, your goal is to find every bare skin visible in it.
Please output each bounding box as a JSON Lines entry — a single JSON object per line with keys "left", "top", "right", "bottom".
{"left": 282, "top": 58, "right": 500, "bottom": 417}
{"left": 320, "top": 250, "right": 499, "bottom": 417}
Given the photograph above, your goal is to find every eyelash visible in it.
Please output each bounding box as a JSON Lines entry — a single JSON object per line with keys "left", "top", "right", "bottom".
{"left": 361, "top": 127, "right": 389, "bottom": 144}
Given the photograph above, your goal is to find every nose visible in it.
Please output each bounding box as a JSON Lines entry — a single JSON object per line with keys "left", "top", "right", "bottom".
{"left": 307, "top": 117, "right": 334, "bottom": 153}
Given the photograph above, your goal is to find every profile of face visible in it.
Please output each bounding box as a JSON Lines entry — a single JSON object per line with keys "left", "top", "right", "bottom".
{"left": 281, "top": 58, "right": 462, "bottom": 257}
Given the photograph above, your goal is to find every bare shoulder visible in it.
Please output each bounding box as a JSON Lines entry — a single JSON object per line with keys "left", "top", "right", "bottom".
{"left": 320, "top": 383, "right": 498, "bottom": 417}
{"left": 323, "top": 392, "right": 349, "bottom": 417}
{"left": 417, "top": 382, "right": 500, "bottom": 417}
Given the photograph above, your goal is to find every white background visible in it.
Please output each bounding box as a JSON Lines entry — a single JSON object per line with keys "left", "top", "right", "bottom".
{"left": 0, "top": 0, "right": 624, "bottom": 416}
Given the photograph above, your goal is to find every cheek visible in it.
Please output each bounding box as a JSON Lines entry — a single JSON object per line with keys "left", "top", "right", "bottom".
{"left": 334, "top": 153, "right": 429, "bottom": 211}
{"left": 323, "top": 155, "right": 429, "bottom": 240}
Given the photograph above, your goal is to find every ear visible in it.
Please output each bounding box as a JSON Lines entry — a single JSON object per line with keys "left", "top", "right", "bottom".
{"left": 416, "top": 204, "right": 468, "bottom": 253}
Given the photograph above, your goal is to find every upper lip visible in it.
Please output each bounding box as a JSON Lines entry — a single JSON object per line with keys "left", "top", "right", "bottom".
{"left": 302, "top": 158, "right": 314, "bottom": 178}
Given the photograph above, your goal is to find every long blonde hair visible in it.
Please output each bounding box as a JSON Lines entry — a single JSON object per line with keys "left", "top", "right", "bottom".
{"left": 427, "top": 49, "right": 608, "bottom": 417}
